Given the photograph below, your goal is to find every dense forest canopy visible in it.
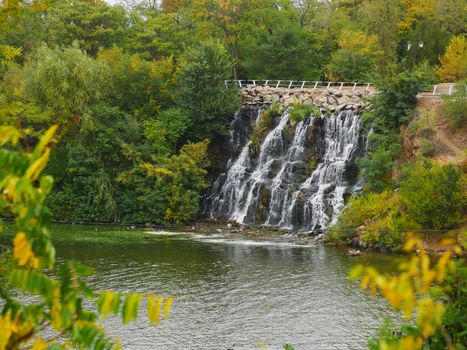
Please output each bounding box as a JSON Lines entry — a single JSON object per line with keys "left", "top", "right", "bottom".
{"left": 0, "top": 0, "right": 465, "bottom": 224}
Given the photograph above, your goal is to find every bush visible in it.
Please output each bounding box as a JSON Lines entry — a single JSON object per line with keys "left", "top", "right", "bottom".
{"left": 289, "top": 102, "right": 319, "bottom": 123}
{"left": 399, "top": 161, "right": 465, "bottom": 230}
{"left": 418, "top": 138, "right": 435, "bottom": 157}
{"left": 442, "top": 80, "right": 467, "bottom": 128}
{"left": 358, "top": 147, "right": 398, "bottom": 192}
{"left": 372, "top": 69, "right": 422, "bottom": 128}
{"left": 250, "top": 105, "right": 277, "bottom": 152}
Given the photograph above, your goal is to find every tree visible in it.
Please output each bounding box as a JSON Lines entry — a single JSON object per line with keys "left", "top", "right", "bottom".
{"left": 178, "top": 41, "right": 240, "bottom": 141}
{"left": 437, "top": 35, "right": 467, "bottom": 82}
{"left": 327, "top": 30, "right": 384, "bottom": 81}
{"left": 97, "top": 47, "right": 179, "bottom": 120}
{"left": 44, "top": 0, "right": 130, "bottom": 56}
{"left": 190, "top": 0, "right": 266, "bottom": 79}
{"left": 240, "top": 23, "right": 321, "bottom": 80}
{"left": 23, "top": 44, "right": 111, "bottom": 126}
{"left": 0, "top": 126, "right": 172, "bottom": 349}
{"left": 359, "top": 0, "right": 402, "bottom": 60}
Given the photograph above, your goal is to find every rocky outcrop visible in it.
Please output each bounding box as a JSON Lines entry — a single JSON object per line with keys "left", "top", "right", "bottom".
{"left": 240, "top": 86, "right": 375, "bottom": 113}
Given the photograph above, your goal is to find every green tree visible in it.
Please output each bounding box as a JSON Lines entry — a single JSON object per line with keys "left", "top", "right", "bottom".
{"left": 45, "top": 0, "right": 130, "bottom": 56}
{"left": 23, "top": 44, "right": 111, "bottom": 127}
{"left": 327, "top": 30, "right": 384, "bottom": 81}
{"left": 178, "top": 41, "right": 240, "bottom": 141}
{"left": 241, "top": 24, "right": 321, "bottom": 80}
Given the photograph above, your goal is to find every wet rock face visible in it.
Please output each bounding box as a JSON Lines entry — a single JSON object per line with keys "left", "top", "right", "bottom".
{"left": 202, "top": 105, "right": 367, "bottom": 232}
{"left": 240, "top": 86, "right": 374, "bottom": 114}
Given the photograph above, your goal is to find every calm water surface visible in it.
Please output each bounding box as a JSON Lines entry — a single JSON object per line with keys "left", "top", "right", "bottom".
{"left": 19, "top": 225, "right": 404, "bottom": 349}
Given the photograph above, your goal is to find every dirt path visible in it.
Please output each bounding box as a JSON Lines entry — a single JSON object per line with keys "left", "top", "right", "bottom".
{"left": 415, "top": 97, "right": 466, "bottom": 164}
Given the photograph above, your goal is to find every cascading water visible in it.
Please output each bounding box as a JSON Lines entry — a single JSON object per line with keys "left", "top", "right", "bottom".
{"left": 203, "top": 106, "right": 366, "bottom": 231}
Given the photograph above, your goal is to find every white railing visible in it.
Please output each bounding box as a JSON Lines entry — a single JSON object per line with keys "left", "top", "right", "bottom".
{"left": 225, "top": 80, "right": 373, "bottom": 92}
{"left": 422, "top": 83, "right": 457, "bottom": 96}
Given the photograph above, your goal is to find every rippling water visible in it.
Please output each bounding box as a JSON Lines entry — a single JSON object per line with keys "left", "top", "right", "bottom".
{"left": 7, "top": 224, "right": 403, "bottom": 349}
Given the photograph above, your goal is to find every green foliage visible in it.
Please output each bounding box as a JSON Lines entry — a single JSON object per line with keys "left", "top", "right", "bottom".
{"left": 372, "top": 69, "right": 422, "bottom": 128}
{"left": 399, "top": 161, "right": 465, "bottom": 230}
{"left": 179, "top": 41, "right": 240, "bottom": 141}
{"left": 358, "top": 147, "right": 398, "bottom": 192}
{"left": 289, "top": 103, "right": 319, "bottom": 123}
{"left": 327, "top": 30, "right": 384, "bottom": 81}
{"left": 358, "top": 68, "right": 424, "bottom": 193}
{"left": 144, "top": 108, "right": 190, "bottom": 158}
{"left": 442, "top": 80, "right": 467, "bottom": 128}
{"left": 23, "top": 44, "right": 111, "bottom": 124}
{"left": 44, "top": 0, "right": 130, "bottom": 56}
{"left": 241, "top": 24, "right": 322, "bottom": 80}
{"left": 250, "top": 106, "right": 277, "bottom": 153}
{"left": 0, "top": 127, "right": 172, "bottom": 350}
{"left": 97, "top": 47, "right": 179, "bottom": 119}
{"left": 330, "top": 190, "right": 419, "bottom": 251}
{"left": 334, "top": 160, "right": 465, "bottom": 250}
{"left": 418, "top": 138, "right": 434, "bottom": 157}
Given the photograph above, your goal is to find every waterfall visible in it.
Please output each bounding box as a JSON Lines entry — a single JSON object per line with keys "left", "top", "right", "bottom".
{"left": 203, "top": 106, "right": 365, "bottom": 231}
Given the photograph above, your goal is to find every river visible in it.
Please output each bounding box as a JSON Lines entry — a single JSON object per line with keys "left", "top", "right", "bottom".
{"left": 9, "top": 224, "right": 403, "bottom": 349}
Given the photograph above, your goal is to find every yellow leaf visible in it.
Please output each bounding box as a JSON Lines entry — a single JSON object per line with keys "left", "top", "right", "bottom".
{"left": 0, "top": 310, "right": 14, "bottom": 350}
{"left": 13, "top": 232, "right": 37, "bottom": 267}
{"left": 25, "top": 149, "right": 51, "bottom": 180}
{"left": 33, "top": 125, "right": 58, "bottom": 159}
{"left": 31, "top": 338, "right": 48, "bottom": 350}
{"left": 349, "top": 265, "right": 363, "bottom": 281}
{"left": 147, "top": 295, "right": 163, "bottom": 326}
{"left": 50, "top": 287, "right": 62, "bottom": 330}
{"left": 163, "top": 296, "right": 173, "bottom": 319}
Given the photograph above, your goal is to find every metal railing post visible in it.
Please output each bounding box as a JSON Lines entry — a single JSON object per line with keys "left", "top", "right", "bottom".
{"left": 288, "top": 81, "right": 293, "bottom": 89}
{"left": 366, "top": 83, "right": 371, "bottom": 92}
{"left": 276, "top": 80, "right": 281, "bottom": 88}
{"left": 264, "top": 80, "right": 269, "bottom": 86}
{"left": 339, "top": 82, "right": 344, "bottom": 91}
{"left": 432, "top": 85, "right": 437, "bottom": 95}
{"left": 313, "top": 82, "right": 319, "bottom": 90}
{"left": 301, "top": 81, "right": 306, "bottom": 89}
{"left": 225, "top": 80, "right": 229, "bottom": 89}
{"left": 448, "top": 84, "right": 453, "bottom": 96}
{"left": 252, "top": 80, "right": 256, "bottom": 86}
{"left": 352, "top": 83, "right": 357, "bottom": 91}
{"left": 326, "top": 82, "right": 331, "bottom": 89}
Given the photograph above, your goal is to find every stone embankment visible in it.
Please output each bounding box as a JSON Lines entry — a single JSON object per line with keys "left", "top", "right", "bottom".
{"left": 240, "top": 86, "right": 376, "bottom": 113}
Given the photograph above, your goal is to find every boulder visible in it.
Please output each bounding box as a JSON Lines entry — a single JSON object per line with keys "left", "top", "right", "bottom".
{"left": 327, "top": 95, "right": 338, "bottom": 104}
{"left": 337, "top": 95, "right": 352, "bottom": 105}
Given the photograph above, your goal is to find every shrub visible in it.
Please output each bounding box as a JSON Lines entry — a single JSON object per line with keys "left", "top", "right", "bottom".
{"left": 338, "top": 190, "right": 398, "bottom": 229}
{"left": 399, "top": 161, "right": 465, "bottom": 230}
{"left": 250, "top": 106, "right": 277, "bottom": 152}
{"left": 372, "top": 69, "right": 422, "bottom": 128}
{"left": 289, "top": 102, "right": 319, "bottom": 123}
{"left": 418, "top": 138, "right": 435, "bottom": 157}
{"left": 442, "top": 80, "right": 467, "bottom": 128}
{"left": 362, "top": 213, "right": 420, "bottom": 252}
{"left": 358, "top": 148, "right": 398, "bottom": 192}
